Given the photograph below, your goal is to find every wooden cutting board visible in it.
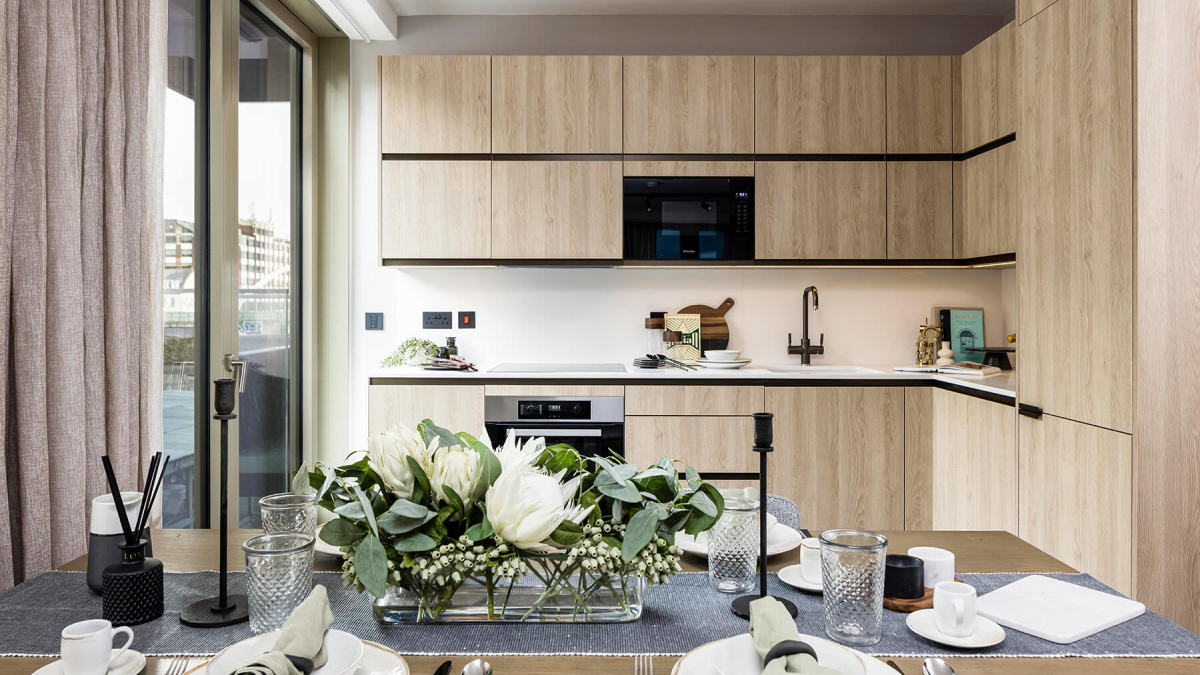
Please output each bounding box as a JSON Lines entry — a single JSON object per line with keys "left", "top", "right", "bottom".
{"left": 677, "top": 298, "right": 735, "bottom": 353}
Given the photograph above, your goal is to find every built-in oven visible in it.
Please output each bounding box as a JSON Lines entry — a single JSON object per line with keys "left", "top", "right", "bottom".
{"left": 623, "top": 176, "right": 755, "bottom": 260}
{"left": 484, "top": 395, "right": 624, "bottom": 460}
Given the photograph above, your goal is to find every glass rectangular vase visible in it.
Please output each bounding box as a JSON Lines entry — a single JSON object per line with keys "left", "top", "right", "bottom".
{"left": 374, "top": 570, "right": 645, "bottom": 623}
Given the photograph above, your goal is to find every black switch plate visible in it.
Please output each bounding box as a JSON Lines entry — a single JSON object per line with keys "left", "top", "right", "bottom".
{"left": 458, "top": 311, "right": 476, "bottom": 329}
{"left": 423, "top": 312, "right": 453, "bottom": 329}
{"left": 365, "top": 312, "right": 384, "bottom": 331}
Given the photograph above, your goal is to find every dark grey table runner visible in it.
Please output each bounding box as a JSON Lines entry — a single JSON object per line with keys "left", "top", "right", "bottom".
{"left": 1, "top": 571, "right": 1198, "bottom": 658}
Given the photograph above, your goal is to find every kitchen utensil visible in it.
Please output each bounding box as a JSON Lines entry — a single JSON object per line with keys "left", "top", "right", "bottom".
{"left": 434, "top": 660, "right": 453, "bottom": 675}
{"left": 933, "top": 581, "right": 977, "bottom": 637}
{"left": 205, "top": 629, "right": 364, "bottom": 675}
{"left": 975, "top": 574, "right": 1146, "bottom": 644}
{"left": 884, "top": 555, "right": 926, "bottom": 600}
{"left": 777, "top": 564, "right": 822, "bottom": 593}
{"left": 705, "top": 349, "right": 741, "bottom": 361}
{"left": 885, "top": 660, "right": 904, "bottom": 674}
{"left": 651, "top": 353, "right": 696, "bottom": 371}
{"left": 461, "top": 659, "right": 492, "bottom": 675}
{"left": 633, "top": 653, "right": 653, "bottom": 675}
{"left": 921, "top": 657, "right": 957, "bottom": 675}
{"left": 166, "top": 656, "right": 189, "bottom": 675}
{"left": 677, "top": 298, "right": 735, "bottom": 353}
{"left": 907, "top": 609, "right": 1005, "bottom": 649}
{"left": 907, "top": 547, "right": 955, "bottom": 589}
{"left": 821, "top": 529, "right": 888, "bottom": 646}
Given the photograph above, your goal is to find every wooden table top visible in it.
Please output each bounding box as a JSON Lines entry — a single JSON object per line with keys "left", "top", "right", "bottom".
{"left": 7, "top": 529, "right": 1198, "bottom": 675}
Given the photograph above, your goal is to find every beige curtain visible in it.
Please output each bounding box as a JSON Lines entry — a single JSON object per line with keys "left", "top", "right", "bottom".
{"left": 0, "top": 0, "right": 165, "bottom": 589}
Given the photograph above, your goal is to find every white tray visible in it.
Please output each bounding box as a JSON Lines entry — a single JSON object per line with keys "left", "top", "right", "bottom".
{"left": 976, "top": 575, "right": 1145, "bottom": 644}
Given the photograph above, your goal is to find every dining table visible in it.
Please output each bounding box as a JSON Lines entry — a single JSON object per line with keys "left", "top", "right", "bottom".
{"left": 3, "top": 528, "right": 1198, "bottom": 675}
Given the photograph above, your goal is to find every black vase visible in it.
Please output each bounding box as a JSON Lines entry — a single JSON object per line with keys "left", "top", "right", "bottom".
{"left": 102, "top": 539, "right": 164, "bottom": 626}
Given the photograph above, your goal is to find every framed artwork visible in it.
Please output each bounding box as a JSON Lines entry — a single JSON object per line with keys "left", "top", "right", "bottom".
{"left": 935, "top": 307, "right": 986, "bottom": 363}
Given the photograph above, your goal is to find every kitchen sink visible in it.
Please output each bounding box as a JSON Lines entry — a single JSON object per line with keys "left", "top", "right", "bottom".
{"left": 760, "top": 365, "right": 882, "bottom": 375}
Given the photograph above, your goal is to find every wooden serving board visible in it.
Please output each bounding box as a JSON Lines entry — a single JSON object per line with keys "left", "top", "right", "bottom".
{"left": 677, "top": 298, "right": 735, "bottom": 353}
{"left": 884, "top": 578, "right": 966, "bottom": 613}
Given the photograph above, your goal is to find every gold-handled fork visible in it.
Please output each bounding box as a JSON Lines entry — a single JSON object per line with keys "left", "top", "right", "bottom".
{"left": 634, "top": 653, "right": 654, "bottom": 675}
{"left": 164, "top": 655, "right": 190, "bottom": 675}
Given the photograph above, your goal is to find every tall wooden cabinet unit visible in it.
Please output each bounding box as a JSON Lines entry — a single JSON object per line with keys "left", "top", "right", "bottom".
{"left": 491, "top": 161, "right": 622, "bottom": 259}
{"left": 622, "top": 56, "right": 754, "bottom": 154}
{"left": 756, "top": 162, "right": 886, "bottom": 259}
{"left": 765, "top": 387, "right": 905, "bottom": 533}
{"left": 755, "top": 56, "right": 887, "bottom": 153}
{"left": 904, "top": 389, "right": 1017, "bottom": 533}
{"left": 1018, "top": 0, "right": 1133, "bottom": 433}
{"left": 492, "top": 56, "right": 622, "bottom": 153}
{"left": 961, "top": 142, "right": 1017, "bottom": 258}
{"left": 368, "top": 385, "right": 485, "bottom": 437}
{"left": 961, "top": 22, "right": 1016, "bottom": 150}
{"left": 1018, "top": 414, "right": 1132, "bottom": 595}
{"left": 380, "top": 56, "right": 491, "bottom": 154}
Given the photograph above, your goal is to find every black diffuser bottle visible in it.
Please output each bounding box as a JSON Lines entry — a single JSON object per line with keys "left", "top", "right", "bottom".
{"left": 102, "top": 538, "right": 164, "bottom": 625}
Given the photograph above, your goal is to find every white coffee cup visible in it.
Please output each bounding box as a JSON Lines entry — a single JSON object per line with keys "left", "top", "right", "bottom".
{"left": 61, "top": 619, "right": 133, "bottom": 675}
{"left": 933, "top": 580, "right": 977, "bottom": 637}
{"left": 799, "top": 537, "right": 821, "bottom": 583}
{"left": 907, "top": 546, "right": 955, "bottom": 588}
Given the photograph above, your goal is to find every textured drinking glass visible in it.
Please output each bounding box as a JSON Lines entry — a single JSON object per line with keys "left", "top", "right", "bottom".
{"left": 259, "top": 493, "right": 317, "bottom": 536}
{"left": 707, "top": 497, "right": 759, "bottom": 593}
{"left": 820, "top": 529, "right": 888, "bottom": 646}
{"left": 244, "top": 533, "right": 314, "bottom": 634}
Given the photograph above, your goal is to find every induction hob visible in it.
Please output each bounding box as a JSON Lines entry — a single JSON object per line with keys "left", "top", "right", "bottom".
{"left": 489, "top": 363, "right": 627, "bottom": 373}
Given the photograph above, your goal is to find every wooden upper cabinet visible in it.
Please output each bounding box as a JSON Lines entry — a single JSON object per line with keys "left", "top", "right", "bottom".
{"left": 380, "top": 55, "right": 491, "bottom": 154}
{"left": 887, "top": 161, "right": 953, "bottom": 259}
{"left": 755, "top": 56, "right": 887, "bottom": 153}
{"left": 380, "top": 161, "right": 491, "bottom": 259}
{"left": 886, "top": 56, "right": 953, "bottom": 153}
{"left": 622, "top": 56, "right": 754, "bottom": 153}
{"left": 756, "top": 161, "right": 886, "bottom": 259}
{"left": 1018, "top": 0, "right": 1132, "bottom": 432}
{"left": 492, "top": 56, "right": 622, "bottom": 153}
{"left": 961, "top": 23, "right": 1016, "bottom": 150}
{"left": 491, "top": 161, "right": 622, "bottom": 259}
{"left": 962, "top": 143, "right": 1017, "bottom": 258}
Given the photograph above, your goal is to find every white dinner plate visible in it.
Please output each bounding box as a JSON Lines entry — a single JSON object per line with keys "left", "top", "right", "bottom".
{"left": 673, "top": 635, "right": 896, "bottom": 675}
{"left": 906, "top": 609, "right": 1006, "bottom": 649}
{"left": 313, "top": 524, "right": 346, "bottom": 557}
{"left": 676, "top": 524, "right": 804, "bottom": 558}
{"left": 188, "top": 640, "right": 406, "bottom": 675}
{"left": 203, "top": 629, "right": 364, "bottom": 675}
{"left": 695, "top": 358, "right": 752, "bottom": 370}
{"left": 714, "top": 633, "right": 866, "bottom": 675}
{"left": 777, "top": 564, "right": 822, "bottom": 593}
{"left": 33, "top": 649, "right": 145, "bottom": 675}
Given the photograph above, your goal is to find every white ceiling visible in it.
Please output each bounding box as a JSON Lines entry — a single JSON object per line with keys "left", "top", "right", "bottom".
{"left": 386, "top": 0, "right": 1013, "bottom": 16}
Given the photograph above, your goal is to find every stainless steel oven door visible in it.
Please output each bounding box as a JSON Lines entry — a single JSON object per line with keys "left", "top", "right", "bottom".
{"left": 484, "top": 395, "right": 624, "bottom": 459}
{"left": 484, "top": 422, "right": 624, "bottom": 459}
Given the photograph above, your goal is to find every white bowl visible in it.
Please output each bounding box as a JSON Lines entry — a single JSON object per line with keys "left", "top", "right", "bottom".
{"left": 705, "top": 350, "right": 741, "bottom": 362}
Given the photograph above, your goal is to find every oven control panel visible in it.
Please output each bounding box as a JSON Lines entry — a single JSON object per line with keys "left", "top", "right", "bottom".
{"left": 518, "top": 400, "right": 590, "bottom": 420}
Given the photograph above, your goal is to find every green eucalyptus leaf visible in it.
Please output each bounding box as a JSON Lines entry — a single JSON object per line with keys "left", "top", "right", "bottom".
{"left": 611, "top": 498, "right": 623, "bottom": 523}
{"left": 319, "top": 518, "right": 366, "bottom": 546}
{"left": 685, "top": 465, "right": 702, "bottom": 491}
{"left": 352, "top": 484, "right": 379, "bottom": 537}
{"left": 377, "top": 510, "right": 436, "bottom": 535}
{"left": 688, "top": 489, "right": 718, "bottom": 518}
{"left": 419, "top": 419, "right": 461, "bottom": 452}
{"left": 622, "top": 505, "right": 666, "bottom": 562}
{"left": 465, "top": 511, "right": 494, "bottom": 541}
{"left": 596, "top": 479, "right": 642, "bottom": 503}
{"left": 456, "top": 431, "right": 479, "bottom": 446}
{"left": 406, "top": 456, "right": 431, "bottom": 505}
{"left": 473, "top": 442, "right": 503, "bottom": 490}
{"left": 393, "top": 531, "right": 438, "bottom": 552}
{"left": 549, "top": 519, "right": 584, "bottom": 546}
{"left": 443, "top": 485, "right": 465, "bottom": 515}
{"left": 354, "top": 534, "right": 389, "bottom": 598}
{"left": 661, "top": 508, "right": 691, "bottom": 534}
{"left": 333, "top": 500, "right": 367, "bottom": 520}
{"left": 387, "top": 498, "right": 430, "bottom": 519}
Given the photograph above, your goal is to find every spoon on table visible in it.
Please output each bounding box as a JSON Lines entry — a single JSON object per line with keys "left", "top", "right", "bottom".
{"left": 462, "top": 659, "right": 493, "bottom": 675}
{"left": 922, "top": 657, "right": 957, "bottom": 675}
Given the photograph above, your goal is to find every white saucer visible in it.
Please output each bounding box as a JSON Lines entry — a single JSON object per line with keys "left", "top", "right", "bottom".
{"left": 33, "top": 649, "right": 145, "bottom": 675}
{"left": 675, "top": 524, "right": 804, "bottom": 558}
{"left": 205, "top": 629, "right": 364, "bottom": 675}
{"left": 777, "top": 564, "right": 822, "bottom": 593}
{"left": 313, "top": 524, "right": 346, "bottom": 557}
{"left": 696, "top": 358, "right": 752, "bottom": 370}
{"left": 906, "top": 609, "right": 1006, "bottom": 649}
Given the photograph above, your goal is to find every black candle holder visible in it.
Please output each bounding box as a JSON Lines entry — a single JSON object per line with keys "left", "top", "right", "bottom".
{"left": 731, "top": 413, "right": 798, "bottom": 620}
{"left": 180, "top": 378, "right": 249, "bottom": 627}
{"left": 102, "top": 539, "right": 164, "bottom": 626}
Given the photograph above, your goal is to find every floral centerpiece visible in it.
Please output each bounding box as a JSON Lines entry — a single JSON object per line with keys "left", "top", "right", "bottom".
{"left": 308, "top": 419, "right": 724, "bottom": 623}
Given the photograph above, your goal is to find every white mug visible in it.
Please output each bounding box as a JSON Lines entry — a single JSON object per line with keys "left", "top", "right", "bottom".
{"left": 908, "top": 546, "right": 955, "bottom": 588}
{"left": 933, "top": 580, "right": 977, "bottom": 637}
{"left": 799, "top": 537, "right": 822, "bottom": 583}
{"left": 61, "top": 619, "right": 133, "bottom": 675}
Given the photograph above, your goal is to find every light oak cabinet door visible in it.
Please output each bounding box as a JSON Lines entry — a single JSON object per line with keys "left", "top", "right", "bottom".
{"left": 491, "top": 161, "right": 622, "bottom": 259}
{"left": 623, "top": 56, "right": 754, "bottom": 153}
{"left": 625, "top": 386, "right": 763, "bottom": 416}
{"left": 367, "top": 385, "right": 485, "bottom": 436}
{"left": 755, "top": 56, "right": 887, "bottom": 153}
{"left": 766, "top": 387, "right": 905, "bottom": 532}
{"left": 492, "top": 56, "right": 622, "bottom": 153}
{"left": 1018, "top": 0, "right": 1060, "bottom": 24}
{"left": 962, "top": 143, "right": 1017, "bottom": 258}
{"left": 1019, "top": 414, "right": 1132, "bottom": 595}
{"left": 961, "top": 23, "right": 1016, "bottom": 150}
{"left": 904, "top": 389, "right": 1017, "bottom": 533}
{"left": 625, "top": 416, "right": 756, "bottom": 475}
{"left": 380, "top": 161, "right": 491, "bottom": 259}
{"left": 756, "top": 162, "right": 886, "bottom": 259}
{"left": 886, "top": 56, "right": 953, "bottom": 153}
{"left": 380, "top": 55, "right": 490, "bottom": 154}
{"left": 887, "top": 161, "right": 953, "bottom": 259}
{"left": 1018, "top": 0, "right": 1133, "bottom": 432}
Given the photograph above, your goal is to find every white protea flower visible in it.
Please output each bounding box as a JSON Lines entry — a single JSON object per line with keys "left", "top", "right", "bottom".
{"left": 431, "top": 442, "right": 483, "bottom": 508}
{"left": 367, "top": 424, "right": 433, "bottom": 500}
{"left": 485, "top": 433, "right": 592, "bottom": 553}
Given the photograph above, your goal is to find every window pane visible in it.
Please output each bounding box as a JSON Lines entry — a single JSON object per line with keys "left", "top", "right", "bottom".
{"left": 237, "top": 2, "right": 301, "bottom": 527}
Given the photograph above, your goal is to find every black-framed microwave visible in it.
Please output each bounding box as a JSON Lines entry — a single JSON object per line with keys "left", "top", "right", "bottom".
{"left": 623, "top": 176, "right": 755, "bottom": 260}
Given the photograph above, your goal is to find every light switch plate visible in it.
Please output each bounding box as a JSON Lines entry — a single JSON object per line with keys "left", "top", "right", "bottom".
{"left": 458, "top": 311, "right": 476, "bottom": 329}
{"left": 365, "top": 313, "right": 384, "bottom": 331}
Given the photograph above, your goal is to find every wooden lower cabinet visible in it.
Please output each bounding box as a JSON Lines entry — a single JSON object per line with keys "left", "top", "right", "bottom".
{"left": 367, "top": 385, "right": 485, "bottom": 436}
{"left": 624, "top": 416, "right": 756, "bottom": 475}
{"left": 904, "top": 389, "right": 1017, "bottom": 533}
{"left": 625, "top": 386, "right": 763, "bottom": 416}
{"left": 765, "top": 387, "right": 905, "bottom": 532}
{"left": 1019, "top": 414, "right": 1133, "bottom": 595}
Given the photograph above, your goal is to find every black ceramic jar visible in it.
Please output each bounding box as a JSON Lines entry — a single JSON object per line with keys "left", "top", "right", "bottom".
{"left": 102, "top": 539, "right": 164, "bottom": 626}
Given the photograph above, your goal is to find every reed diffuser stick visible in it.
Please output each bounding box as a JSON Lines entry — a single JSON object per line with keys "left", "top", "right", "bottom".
{"left": 137, "top": 455, "right": 169, "bottom": 535}
{"left": 135, "top": 453, "right": 161, "bottom": 536}
{"left": 100, "top": 455, "right": 134, "bottom": 547}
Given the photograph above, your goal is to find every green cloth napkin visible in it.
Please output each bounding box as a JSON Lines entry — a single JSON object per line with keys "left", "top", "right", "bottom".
{"left": 235, "top": 585, "right": 334, "bottom": 675}
{"left": 749, "top": 597, "right": 842, "bottom": 675}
